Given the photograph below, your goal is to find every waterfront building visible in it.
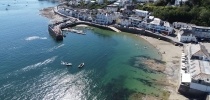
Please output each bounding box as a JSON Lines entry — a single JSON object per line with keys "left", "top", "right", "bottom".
{"left": 175, "top": 0, "right": 188, "bottom": 6}
{"left": 147, "top": 18, "right": 173, "bottom": 35}
{"left": 108, "top": 0, "right": 117, "bottom": 1}
{"left": 114, "top": 0, "right": 126, "bottom": 7}
{"left": 133, "top": 9, "right": 149, "bottom": 17}
{"left": 191, "top": 25, "right": 210, "bottom": 39}
{"left": 173, "top": 22, "right": 192, "bottom": 29}
{"left": 90, "top": 0, "right": 96, "bottom": 3}
{"left": 94, "top": 11, "right": 116, "bottom": 25}
{"left": 129, "top": 16, "right": 143, "bottom": 27}
{"left": 68, "top": 0, "right": 80, "bottom": 6}
{"left": 106, "top": 4, "right": 118, "bottom": 12}
{"left": 84, "top": 0, "right": 91, "bottom": 4}
{"left": 77, "top": 11, "right": 88, "bottom": 21}
{"left": 177, "top": 28, "right": 197, "bottom": 43}
{"left": 181, "top": 44, "right": 210, "bottom": 93}
{"left": 136, "top": 0, "right": 157, "bottom": 3}
{"left": 118, "top": 17, "right": 131, "bottom": 27}
{"left": 96, "top": 0, "right": 104, "bottom": 4}
{"left": 57, "top": 7, "right": 75, "bottom": 16}
{"left": 189, "top": 44, "right": 210, "bottom": 61}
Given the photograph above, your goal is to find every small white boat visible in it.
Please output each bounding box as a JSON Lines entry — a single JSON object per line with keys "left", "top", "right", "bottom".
{"left": 78, "top": 63, "right": 84, "bottom": 68}
{"left": 61, "top": 61, "right": 72, "bottom": 66}
{"left": 65, "top": 63, "right": 72, "bottom": 66}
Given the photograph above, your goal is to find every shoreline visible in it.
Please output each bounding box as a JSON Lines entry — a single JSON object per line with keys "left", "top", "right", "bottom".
{"left": 139, "top": 35, "right": 188, "bottom": 100}
{"left": 39, "top": 7, "right": 187, "bottom": 99}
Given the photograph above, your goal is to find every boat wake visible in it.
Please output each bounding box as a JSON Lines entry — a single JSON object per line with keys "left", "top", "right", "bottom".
{"left": 25, "top": 36, "right": 47, "bottom": 41}
{"left": 1, "top": 56, "right": 57, "bottom": 80}
{"left": 48, "top": 44, "right": 64, "bottom": 52}
{"left": 21, "top": 56, "right": 57, "bottom": 72}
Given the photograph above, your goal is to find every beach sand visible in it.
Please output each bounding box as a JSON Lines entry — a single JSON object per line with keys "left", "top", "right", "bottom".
{"left": 139, "top": 35, "right": 188, "bottom": 100}
{"left": 39, "top": 7, "right": 63, "bottom": 23}
{"left": 76, "top": 24, "right": 89, "bottom": 27}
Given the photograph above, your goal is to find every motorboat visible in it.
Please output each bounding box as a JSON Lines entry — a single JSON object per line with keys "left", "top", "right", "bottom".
{"left": 78, "top": 63, "right": 84, "bottom": 68}
{"left": 65, "top": 63, "right": 72, "bottom": 66}
{"left": 61, "top": 61, "right": 72, "bottom": 66}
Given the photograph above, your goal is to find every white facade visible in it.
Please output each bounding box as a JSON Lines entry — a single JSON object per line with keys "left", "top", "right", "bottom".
{"left": 177, "top": 29, "right": 197, "bottom": 43}
{"left": 146, "top": 18, "right": 173, "bottom": 35}
{"left": 129, "top": 16, "right": 142, "bottom": 27}
{"left": 108, "top": 0, "right": 117, "bottom": 1}
{"left": 96, "top": 0, "right": 104, "bottom": 4}
{"left": 136, "top": 0, "right": 157, "bottom": 3}
{"left": 192, "top": 26, "right": 210, "bottom": 39}
{"left": 173, "top": 22, "right": 191, "bottom": 29}
{"left": 133, "top": 9, "right": 148, "bottom": 17}
{"left": 95, "top": 13, "right": 115, "bottom": 25}
{"left": 119, "top": 19, "right": 131, "bottom": 27}
{"left": 175, "top": 0, "right": 188, "bottom": 5}
{"left": 84, "top": 0, "right": 91, "bottom": 4}
{"left": 106, "top": 4, "right": 118, "bottom": 12}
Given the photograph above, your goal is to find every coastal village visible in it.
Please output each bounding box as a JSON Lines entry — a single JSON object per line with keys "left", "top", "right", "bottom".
{"left": 41, "top": 0, "right": 210, "bottom": 99}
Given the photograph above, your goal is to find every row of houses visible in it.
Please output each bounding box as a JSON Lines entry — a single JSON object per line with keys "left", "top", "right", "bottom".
{"left": 181, "top": 43, "right": 210, "bottom": 93}
{"left": 118, "top": 14, "right": 174, "bottom": 35}
{"left": 175, "top": 22, "right": 210, "bottom": 43}
{"left": 57, "top": 7, "right": 120, "bottom": 25}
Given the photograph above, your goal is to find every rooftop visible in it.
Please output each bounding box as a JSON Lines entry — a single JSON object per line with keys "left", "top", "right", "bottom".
{"left": 192, "top": 25, "right": 210, "bottom": 29}
{"left": 190, "top": 60, "right": 210, "bottom": 83}
{"left": 179, "top": 28, "right": 193, "bottom": 36}
{"left": 133, "top": 9, "right": 148, "bottom": 13}
{"left": 150, "top": 18, "right": 161, "bottom": 25}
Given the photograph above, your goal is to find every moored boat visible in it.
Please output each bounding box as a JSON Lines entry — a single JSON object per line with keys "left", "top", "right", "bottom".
{"left": 78, "top": 63, "right": 84, "bottom": 68}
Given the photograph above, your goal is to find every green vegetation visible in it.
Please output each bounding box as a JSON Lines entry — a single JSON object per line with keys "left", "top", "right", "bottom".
{"left": 136, "top": 0, "right": 210, "bottom": 26}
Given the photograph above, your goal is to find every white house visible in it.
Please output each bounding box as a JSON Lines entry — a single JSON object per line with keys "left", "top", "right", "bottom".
{"left": 114, "top": 0, "right": 126, "bottom": 7}
{"left": 95, "top": 12, "right": 116, "bottom": 25}
{"left": 118, "top": 18, "right": 131, "bottom": 27}
{"left": 147, "top": 18, "right": 173, "bottom": 35}
{"left": 192, "top": 25, "right": 210, "bottom": 39}
{"left": 175, "top": 0, "right": 188, "bottom": 6}
{"left": 136, "top": 0, "right": 157, "bottom": 3}
{"left": 96, "top": 0, "right": 104, "bottom": 4}
{"left": 133, "top": 9, "right": 149, "bottom": 17}
{"left": 173, "top": 22, "right": 192, "bottom": 29}
{"left": 189, "top": 44, "right": 210, "bottom": 61}
{"left": 129, "top": 16, "right": 143, "bottom": 27}
{"left": 84, "top": 0, "right": 91, "bottom": 4}
{"left": 106, "top": 4, "right": 118, "bottom": 12}
{"left": 108, "top": 0, "right": 117, "bottom": 1}
{"left": 177, "top": 28, "right": 197, "bottom": 43}
{"left": 68, "top": 0, "right": 80, "bottom": 6}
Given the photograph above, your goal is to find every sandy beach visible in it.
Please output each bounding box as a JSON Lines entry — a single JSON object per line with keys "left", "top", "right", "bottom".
{"left": 39, "top": 7, "right": 64, "bottom": 23}
{"left": 139, "top": 35, "right": 188, "bottom": 100}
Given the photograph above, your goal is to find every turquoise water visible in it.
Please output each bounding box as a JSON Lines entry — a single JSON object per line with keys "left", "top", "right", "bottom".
{"left": 0, "top": 0, "right": 165, "bottom": 99}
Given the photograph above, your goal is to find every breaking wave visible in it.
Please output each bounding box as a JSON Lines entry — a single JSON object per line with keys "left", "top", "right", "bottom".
{"left": 25, "top": 36, "right": 47, "bottom": 41}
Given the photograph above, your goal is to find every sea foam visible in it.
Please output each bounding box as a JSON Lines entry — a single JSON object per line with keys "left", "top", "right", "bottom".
{"left": 25, "top": 36, "right": 47, "bottom": 41}
{"left": 21, "top": 56, "right": 57, "bottom": 72}
{"left": 48, "top": 44, "right": 65, "bottom": 52}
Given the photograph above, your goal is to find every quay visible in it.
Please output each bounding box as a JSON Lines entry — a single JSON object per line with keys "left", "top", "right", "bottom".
{"left": 48, "top": 24, "right": 63, "bottom": 41}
